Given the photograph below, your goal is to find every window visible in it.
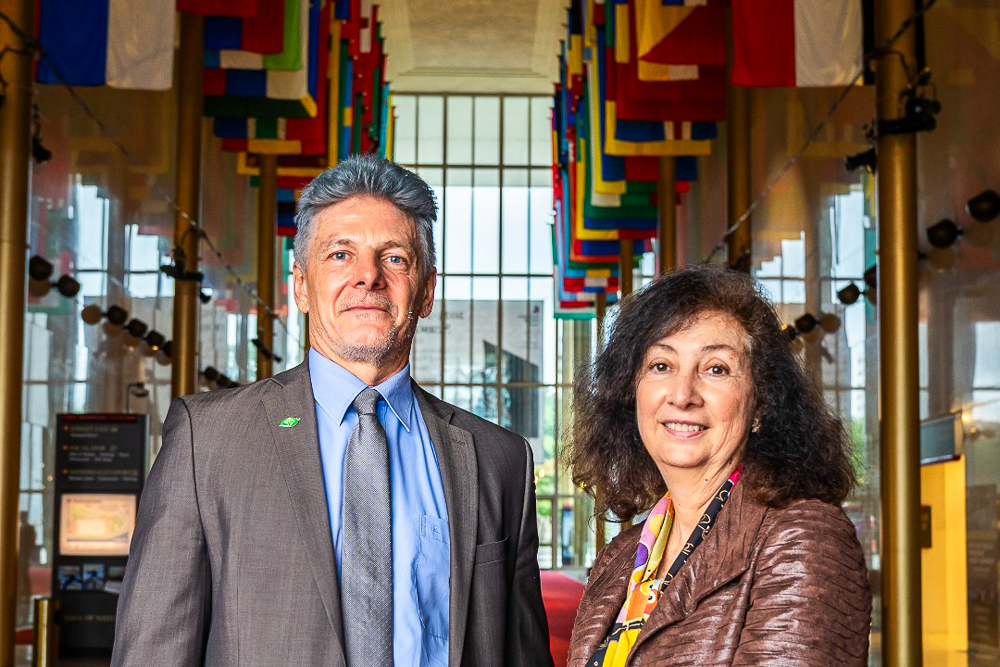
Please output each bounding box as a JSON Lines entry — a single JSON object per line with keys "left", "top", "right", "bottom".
{"left": 395, "top": 94, "right": 597, "bottom": 569}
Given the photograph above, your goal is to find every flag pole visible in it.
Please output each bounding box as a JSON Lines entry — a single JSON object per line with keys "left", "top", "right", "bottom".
{"left": 657, "top": 157, "right": 677, "bottom": 275}
{"left": 726, "top": 83, "right": 752, "bottom": 271}
{"left": 171, "top": 12, "right": 205, "bottom": 400}
{"left": 256, "top": 154, "right": 278, "bottom": 380}
{"left": 725, "top": 9, "right": 752, "bottom": 271}
{"left": 875, "top": 0, "right": 922, "bottom": 662}
{"left": 0, "top": 0, "right": 33, "bottom": 660}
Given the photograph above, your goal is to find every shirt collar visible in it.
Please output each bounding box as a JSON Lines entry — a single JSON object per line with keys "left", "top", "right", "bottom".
{"left": 308, "top": 348, "right": 414, "bottom": 432}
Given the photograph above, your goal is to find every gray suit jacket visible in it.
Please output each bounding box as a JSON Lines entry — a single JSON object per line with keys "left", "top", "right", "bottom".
{"left": 111, "top": 362, "right": 553, "bottom": 667}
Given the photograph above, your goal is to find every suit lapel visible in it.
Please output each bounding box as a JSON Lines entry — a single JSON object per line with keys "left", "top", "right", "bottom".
{"left": 261, "top": 363, "right": 346, "bottom": 658}
{"left": 415, "top": 385, "right": 478, "bottom": 667}
{"left": 629, "top": 481, "right": 766, "bottom": 658}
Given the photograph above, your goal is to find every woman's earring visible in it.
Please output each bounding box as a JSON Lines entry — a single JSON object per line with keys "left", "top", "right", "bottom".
{"left": 751, "top": 418, "right": 760, "bottom": 433}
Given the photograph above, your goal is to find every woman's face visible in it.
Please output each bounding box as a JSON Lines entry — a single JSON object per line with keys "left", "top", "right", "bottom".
{"left": 635, "top": 310, "right": 754, "bottom": 484}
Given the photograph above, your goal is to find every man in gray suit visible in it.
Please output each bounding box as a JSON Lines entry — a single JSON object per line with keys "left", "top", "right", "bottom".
{"left": 112, "top": 155, "right": 553, "bottom": 667}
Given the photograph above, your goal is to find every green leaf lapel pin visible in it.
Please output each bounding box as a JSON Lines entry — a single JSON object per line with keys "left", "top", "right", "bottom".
{"left": 279, "top": 416, "right": 301, "bottom": 428}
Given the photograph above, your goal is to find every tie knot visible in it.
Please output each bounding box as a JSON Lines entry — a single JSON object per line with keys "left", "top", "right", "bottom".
{"left": 353, "top": 387, "right": 382, "bottom": 416}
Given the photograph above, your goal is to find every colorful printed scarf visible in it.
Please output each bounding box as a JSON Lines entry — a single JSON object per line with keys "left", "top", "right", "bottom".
{"left": 587, "top": 466, "right": 742, "bottom": 667}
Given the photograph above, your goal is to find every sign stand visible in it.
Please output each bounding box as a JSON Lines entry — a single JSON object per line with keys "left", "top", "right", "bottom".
{"left": 52, "top": 413, "right": 147, "bottom": 659}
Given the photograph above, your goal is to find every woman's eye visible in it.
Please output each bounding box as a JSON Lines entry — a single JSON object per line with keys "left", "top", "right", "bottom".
{"left": 650, "top": 362, "right": 670, "bottom": 373}
{"left": 706, "top": 364, "right": 729, "bottom": 376}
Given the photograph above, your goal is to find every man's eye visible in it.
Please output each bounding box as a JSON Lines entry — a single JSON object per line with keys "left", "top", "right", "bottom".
{"left": 330, "top": 251, "right": 348, "bottom": 260}
{"left": 386, "top": 255, "right": 406, "bottom": 265}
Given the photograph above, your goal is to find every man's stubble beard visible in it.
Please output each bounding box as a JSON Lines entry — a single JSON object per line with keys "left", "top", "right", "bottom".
{"left": 332, "top": 307, "right": 418, "bottom": 368}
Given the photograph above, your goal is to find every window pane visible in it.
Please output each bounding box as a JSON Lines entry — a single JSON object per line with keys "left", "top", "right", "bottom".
{"left": 470, "top": 276, "right": 500, "bottom": 389}
{"left": 503, "top": 97, "right": 530, "bottom": 165}
{"left": 394, "top": 95, "right": 417, "bottom": 164}
{"left": 530, "top": 277, "right": 556, "bottom": 385}
{"left": 471, "top": 386, "right": 499, "bottom": 425}
{"left": 417, "top": 96, "right": 444, "bottom": 164}
{"left": 412, "top": 296, "right": 442, "bottom": 383}
{"left": 443, "top": 385, "right": 472, "bottom": 412}
{"left": 472, "top": 169, "right": 500, "bottom": 274}
{"left": 529, "top": 168, "right": 554, "bottom": 275}
{"left": 530, "top": 97, "right": 552, "bottom": 167}
{"left": 444, "top": 169, "right": 472, "bottom": 274}
{"left": 473, "top": 97, "right": 500, "bottom": 165}
{"left": 414, "top": 167, "right": 444, "bottom": 274}
{"left": 502, "top": 169, "right": 529, "bottom": 274}
{"left": 536, "top": 497, "right": 553, "bottom": 569}
{"left": 447, "top": 96, "right": 473, "bottom": 165}
{"left": 442, "top": 276, "right": 471, "bottom": 383}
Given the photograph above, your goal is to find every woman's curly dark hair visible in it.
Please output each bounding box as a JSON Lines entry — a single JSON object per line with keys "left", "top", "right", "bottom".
{"left": 567, "top": 265, "right": 856, "bottom": 522}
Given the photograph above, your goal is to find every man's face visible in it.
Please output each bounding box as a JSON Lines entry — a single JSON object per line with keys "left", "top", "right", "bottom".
{"left": 293, "top": 195, "right": 436, "bottom": 381}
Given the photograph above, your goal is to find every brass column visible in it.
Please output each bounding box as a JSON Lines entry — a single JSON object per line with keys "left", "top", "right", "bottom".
{"left": 0, "top": 0, "right": 32, "bottom": 661}
{"left": 875, "top": 0, "right": 922, "bottom": 663}
{"left": 171, "top": 12, "right": 205, "bottom": 399}
{"left": 256, "top": 154, "right": 278, "bottom": 379}
{"left": 726, "top": 85, "right": 752, "bottom": 270}
{"left": 657, "top": 157, "right": 677, "bottom": 274}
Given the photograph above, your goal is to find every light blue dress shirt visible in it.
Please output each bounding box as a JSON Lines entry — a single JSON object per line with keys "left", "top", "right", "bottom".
{"left": 309, "top": 348, "right": 450, "bottom": 667}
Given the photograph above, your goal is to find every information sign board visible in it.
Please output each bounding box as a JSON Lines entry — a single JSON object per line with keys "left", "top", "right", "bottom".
{"left": 53, "top": 413, "right": 147, "bottom": 659}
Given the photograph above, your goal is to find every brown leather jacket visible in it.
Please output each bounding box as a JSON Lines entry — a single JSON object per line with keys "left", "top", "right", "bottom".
{"left": 567, "top": 481, "right": 872, "bottom": 666}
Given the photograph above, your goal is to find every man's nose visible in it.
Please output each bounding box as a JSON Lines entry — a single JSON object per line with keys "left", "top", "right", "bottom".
{"left": 351, "top": 253, "right": 384, "bottom": 288}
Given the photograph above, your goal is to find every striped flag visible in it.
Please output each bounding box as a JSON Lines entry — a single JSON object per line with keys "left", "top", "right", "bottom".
{"left": 36, "top": 0, "right": 174, "bottom": 90}
{"left": 732, "top": 0, "right": 864, "bottom": 87}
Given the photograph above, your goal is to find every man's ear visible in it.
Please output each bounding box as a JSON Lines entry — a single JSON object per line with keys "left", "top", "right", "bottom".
{"left": 292, "top": 261, "right": 310, "bottom": 314}
{"left": 419, "top": 268, "right": 436, "bottom": 318}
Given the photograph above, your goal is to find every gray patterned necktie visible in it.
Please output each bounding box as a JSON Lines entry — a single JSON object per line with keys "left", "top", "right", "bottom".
{"left": 342, "top": 387, "right": 393, "bottom": 666}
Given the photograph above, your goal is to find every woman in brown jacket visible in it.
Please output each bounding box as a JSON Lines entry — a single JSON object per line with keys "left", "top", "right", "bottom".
{"left": 566, "top": 266, "right": 871, "bottom": 666}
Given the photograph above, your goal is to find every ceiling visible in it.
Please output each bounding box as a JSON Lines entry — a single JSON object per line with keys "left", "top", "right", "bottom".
{"left": 378, "top": 0, "right": 566, "bottom": 94}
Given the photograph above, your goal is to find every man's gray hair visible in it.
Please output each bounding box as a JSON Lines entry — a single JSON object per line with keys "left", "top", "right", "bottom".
{"left": 293, "top": 154, "right": 438, "bottom": 274}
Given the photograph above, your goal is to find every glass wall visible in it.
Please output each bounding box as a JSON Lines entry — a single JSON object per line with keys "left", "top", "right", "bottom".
{"left": 17, "top": 82, "right": 302, "bottom": 653}
{"left": 393, "top": 93, "right": 598, "bottom": 570}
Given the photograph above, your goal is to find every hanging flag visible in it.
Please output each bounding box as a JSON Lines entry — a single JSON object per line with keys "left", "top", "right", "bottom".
{"left": 637, "top": 0, "right": 727, "bottom": 77}
{"left": 203, "top": 0, "right": 318, "bottom": 118}
{"left": 203, "top": 2, "right": 285, "bottom": 58}
{"left": 178, "top": 0, "right": 256, "bottom": 18}
{"left": 609, "top": 0, "right": 726, "bottom": 122}
{"left": 36, "top": 0, "right": 174, "bottom": 90}
{"left": 732, "top": 0, "right": 863, "bottom": 87}
{"left": 214, "top": 0, "right": 330, "bottom": 154}
{"left": 206, "top": 0, "right": 301, "bottom": 71}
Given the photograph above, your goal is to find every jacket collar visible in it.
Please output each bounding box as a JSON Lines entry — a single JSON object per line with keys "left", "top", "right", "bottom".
{"left": 571, "top": 480, "right": 769, "bottom": 666}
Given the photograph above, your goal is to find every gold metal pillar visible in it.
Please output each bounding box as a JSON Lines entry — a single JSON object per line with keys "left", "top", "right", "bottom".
{"left": 256, "top": 154, "right": 278, "bottom": 379}
{"left": 171, "top": 12, "right": 205, "bottom": 399}
{"left": 32, "top": 598, "right": 53, "bottom": 667}
{"left": 875, "top": 0, "right": 922, "bottom": 663}
{"left": 618, "top": 240, "right": 634, "bottom": 297}
{"left": 657, "top": 157, "right": 677, "bottom": 274}
{"left": 0, "top": 0, "right": 32, "bottom": 661}
{"left": 726, "top": 85, "right": 752, "bottom": 270}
